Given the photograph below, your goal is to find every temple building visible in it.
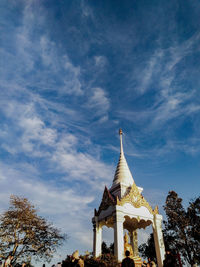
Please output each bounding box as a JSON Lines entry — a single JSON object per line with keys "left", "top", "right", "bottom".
{"left": 92, "top": 129, "right": 165, "bottom": 267}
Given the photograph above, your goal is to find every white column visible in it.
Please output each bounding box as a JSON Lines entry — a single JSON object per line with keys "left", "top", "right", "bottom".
{"left": 93, "top": 217, "right": 102, "bottom": 258}
{"left": 153, "top": 214, "right": 165, "bottom": 267}
{"left": 114, "top": 210, "right": 124, "bottom": 262}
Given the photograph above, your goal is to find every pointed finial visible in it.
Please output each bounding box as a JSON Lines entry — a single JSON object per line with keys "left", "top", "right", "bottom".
{"left": 119, "top": 128, "right": 124, "bottom": 155}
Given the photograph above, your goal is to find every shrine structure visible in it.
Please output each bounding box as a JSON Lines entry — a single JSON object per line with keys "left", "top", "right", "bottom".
{"left": 92, "top": 129, "right": 165, "bottom": 267}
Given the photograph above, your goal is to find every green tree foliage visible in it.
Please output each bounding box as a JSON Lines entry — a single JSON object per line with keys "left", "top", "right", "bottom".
{"left": 0, "top": 195, "right": 66, "bottom": 266}
{"left": 101, "top": 242, "right": 114, "bottom": 255}
{"left": 102, "top": 242, "right": 110, "bottom": 254}
{"left": 139, "top": 191, "right": 200, "bottom": 266}
{"left": 138, "top": 233, "right": 156, "bottom": 262}
{"left": 164, "top": 191, "right": 200, "bottom": 266}
{"left": 187, "top": 197, "right": 200, "bottom": 249}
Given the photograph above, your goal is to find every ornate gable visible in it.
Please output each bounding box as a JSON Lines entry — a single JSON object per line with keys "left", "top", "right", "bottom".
{"left": 96, "top": 186, "right": 116, "bottom": 215}
{"left": 117, "top": 183, "right": 159, "bottom": 215}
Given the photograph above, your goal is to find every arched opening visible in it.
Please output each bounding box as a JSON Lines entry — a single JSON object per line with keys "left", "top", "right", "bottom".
{"left": 122, "top": 215, "right": 153, "bottom": 261}
{"left": 102, "top": 226, "right": 114, "bottom": 255}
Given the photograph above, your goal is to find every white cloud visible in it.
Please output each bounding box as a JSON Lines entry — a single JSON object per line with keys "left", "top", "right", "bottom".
{"left": 166, "top": 33, "right": 200, "bottom": 72}
{"left": 52, "top": 147, "right": 113, "bottom": 186}
{"left": 152, "top": 91, "right": 194, "bottom": 126}
{"left": 98, "top": 115, "right": 109, "bottom": 123}
{"left": 94, "top": 55, "right": 107, "bottom": 68}
{"left": 87, "top": 87, "right": 110, "bottom": 118}
{"left": 117, "top": 85, "right": 200, "bottom": 157}
{"left": 19, "top": 116, "right": 57, "bottom": 149}
{"left": 18, "top": 179, "right": 93, "bottom": 216}
{"left": 80, "top": 0, "right": 94, "bottom": 18}
{"left": 0, "top": 96, "right": 113, "bottom": 188}
{"left": 74, "top": 230, "right": 93, "bottom": 248}
{"left": 118, "top": 33, "right": 200, "bottom": 141}
{"left": 0, "top": 1, "right": 83, "bottom": 97}
{"left": 0, "top": 161, "right": 95, "bottom": 257}
{"left": 137, "top": 50, "right": 163, "bottom": 94}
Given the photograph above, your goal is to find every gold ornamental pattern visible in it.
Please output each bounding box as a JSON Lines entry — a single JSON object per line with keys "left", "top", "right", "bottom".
{"left": 117, "top": 183, "right": 159, "bottom": 215}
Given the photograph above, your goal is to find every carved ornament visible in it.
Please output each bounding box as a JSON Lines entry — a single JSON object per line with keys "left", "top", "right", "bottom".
{"left": 117, "top": 183, "right": 159, "bottom": 215}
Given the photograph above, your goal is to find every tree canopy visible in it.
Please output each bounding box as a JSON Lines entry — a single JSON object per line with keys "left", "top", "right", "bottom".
{"left": 138, "top": 233, "right": 156, "bottom": 262}
{"left": 0, "top": 195, "right": 66, "bottom": 265}
{"left": 164, "top": 191, "right": 200, "bottom": 266}
{"left": 101, "top": 241, "right": 114, "bottom": 255}
{"left": 139, "top": 191, "right": 200, "bottom": 266}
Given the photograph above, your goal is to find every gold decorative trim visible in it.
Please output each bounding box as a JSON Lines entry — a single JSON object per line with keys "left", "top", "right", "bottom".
{"left": 117, "top": 183, "right": 158, "bottom": 215}
{"left": 99, "top": 217, "right": 114, "bottom": 228}
{"left": 153, "top": 205, "right": 159, "bottom": 215}
{"left": 123, "top": 215, "right": 153, "bottom": 231}
{"left": 97, "top": 186, "right": 116, "bottom": 215}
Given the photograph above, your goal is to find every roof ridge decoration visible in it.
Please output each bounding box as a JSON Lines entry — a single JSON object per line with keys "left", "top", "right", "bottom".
{"left": 96, "top": 186, "right": 116, "bottom": 216}
{"left": 116, "top": 182, "right": 159, "bottom": 215}
{"left": 112, "top": 129, "right": 134, "bottom": 187}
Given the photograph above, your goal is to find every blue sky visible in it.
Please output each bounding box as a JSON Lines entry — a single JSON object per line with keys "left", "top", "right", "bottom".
{"left": 1, "top": 0, "right": 200, "bottom": 264}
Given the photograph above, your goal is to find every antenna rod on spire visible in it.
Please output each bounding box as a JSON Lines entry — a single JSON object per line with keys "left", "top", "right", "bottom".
{"left": 119, "top": 128, "right": 124, "bottom": 155}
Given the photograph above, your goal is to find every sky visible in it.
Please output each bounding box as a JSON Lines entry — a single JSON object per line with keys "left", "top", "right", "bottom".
{"left": 0, "top": 0, "right": 200, "bottom": 265}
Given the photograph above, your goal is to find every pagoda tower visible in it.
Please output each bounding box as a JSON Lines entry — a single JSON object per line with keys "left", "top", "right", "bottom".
{"left": 92, "top": 129, "right": 165, "bottom": 266}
